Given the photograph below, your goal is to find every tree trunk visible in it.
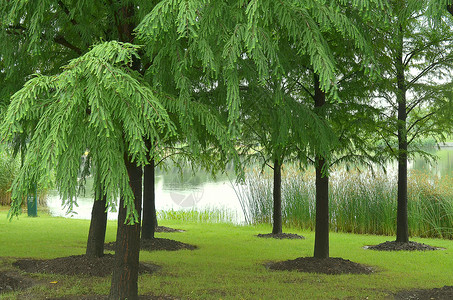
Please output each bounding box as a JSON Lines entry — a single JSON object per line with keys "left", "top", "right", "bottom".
{"left": 395, "top": 25, "right": 409, "bottom": 243}
{"left": 85, "top": 194, "right": 108, "bottom": 258}
{"left": 109, "top": 159, "right": 142, "bottom": 300}
{"left": 142, "top": 158, "right": 157, "bottom": 240}
{"left": 272, "top": 159, "right": 282, "bottom": 234}
{"left": 314, "top": 158, "right": 329, "bottom": 258}
{"left": 313, "top": 74, "right": 330, "bottom": 259}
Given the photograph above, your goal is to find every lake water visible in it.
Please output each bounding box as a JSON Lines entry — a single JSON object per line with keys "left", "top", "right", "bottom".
{"left": 46, "top": 165, "right": 246, "bottom": 222}
{"left": 46, "top": 146, "right": 453, "bottom": 221}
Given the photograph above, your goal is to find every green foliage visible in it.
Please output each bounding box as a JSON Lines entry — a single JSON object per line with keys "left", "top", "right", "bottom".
{"left": 1, "top": 41, "right": 175, "bottom": 223}
{"left": 135, "top": 0, "right": 387, "bottom": 133}
{"left": 0, "top": 153, "right": 20, "bottom": 205}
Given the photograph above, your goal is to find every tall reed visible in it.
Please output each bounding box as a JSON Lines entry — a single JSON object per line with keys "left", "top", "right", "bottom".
{"left": 237, "top": 165, "right": 453, "bottom": 239}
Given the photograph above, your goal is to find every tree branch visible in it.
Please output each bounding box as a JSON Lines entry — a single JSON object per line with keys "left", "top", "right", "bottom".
{"left": 294, "top": 79, "right": 314, "bottom": 101}
{"left": 54, "top": 35, "right": 82, "bottom": 55}
{"left": 407, "top": 58, "right": 453, "bottom": 88}
{"left": 57, "top": 0, "right": 78, "bottom": 26}
{"left": 406, "top": 90, "right": 436, "bottom": 115}
{"left": 407, "top": 111, "right": 436, "bottom": 135}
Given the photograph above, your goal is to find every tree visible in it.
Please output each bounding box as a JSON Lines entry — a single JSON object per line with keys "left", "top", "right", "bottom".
{"left": 373, "top": 0, "right": 453, "bottom": 243}
{"left": 1, "top": 2, "right": 237, "bottom": 298}
{"left": 237, "top": 51, "right": 334, "bottom": 235}
{"left": 1, "top": 41, "right": 176, "bottom": 299}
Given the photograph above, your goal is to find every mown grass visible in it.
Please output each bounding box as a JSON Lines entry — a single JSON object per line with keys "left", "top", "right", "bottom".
{"left": 238, "top": 166, "right": 453, "bottom": 239}
{"left": 0, "top": 210, "right": 452, "bottom": 299}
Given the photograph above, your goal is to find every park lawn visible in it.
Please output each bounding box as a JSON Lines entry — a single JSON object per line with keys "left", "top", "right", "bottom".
{"left": 0, "top": 211, "right": 452, "bottom": 299}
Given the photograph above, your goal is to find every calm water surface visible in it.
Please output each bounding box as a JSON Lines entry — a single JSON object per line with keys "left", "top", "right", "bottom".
{"left": 46, "top": 146, "right": 453, "bottom": 221}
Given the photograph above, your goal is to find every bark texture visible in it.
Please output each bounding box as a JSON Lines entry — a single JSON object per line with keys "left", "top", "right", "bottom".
{"left": 272, "top": 159, "right": 283, "bottom": 234}
{"left": 313, "top": 74, "right": 330, "bottom": 259}
{"left": 85, "top": 194, "right": 108, "bottom": 258}
{"left": 109, "top": 159, "right": 142, "bottom": 300}
{"left": 395, "top": 25, "right": 409, "bottom": 243}
{"left": 142, "top": 158, "right": 157, "bottom": 240}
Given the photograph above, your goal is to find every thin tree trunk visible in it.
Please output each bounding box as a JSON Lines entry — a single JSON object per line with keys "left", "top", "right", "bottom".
{"left": 313, "top": 74, "right": 330, "bottom": 259}
{"left": 85, "top": 194, "right": 108, "bottom": 258}
{"left": 314, "top": 158, "right": 329, "bottom": 258}
{"left": 272, "top": 159, "right": 282, "bottom": 234}
{"left": 142, "top": 158, "right": 157, "bottom": 240}
{"left": 109, "top": 159, "right": 142, "bottom": 300}
{"left": 396, "top": 25, "right": 409, "bottom": 243}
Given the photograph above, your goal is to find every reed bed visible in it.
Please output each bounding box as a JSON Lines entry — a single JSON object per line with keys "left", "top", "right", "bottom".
{"left": 237, "top": 166, "right": 453, "bottom": 239}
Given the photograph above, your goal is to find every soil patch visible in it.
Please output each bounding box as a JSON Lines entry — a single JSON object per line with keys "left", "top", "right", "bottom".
{"left": 13, "top": 254, "right": 160, "bottom": 277}
{"left": 105, "top": 238, "right": 197, "bottom": 252}
{"left": 155, "top": 226, "right": 185, "bottom": 233}
{"left": 266, "top": 257, "right": 374, "bottom": 275}
{"left": 366, "top": 241, "right": 442, "bottom": 251}
{"left": 393, "top": 285, "right": 453, "bottom": 300}
{"left": 257, "top": 233, "right": 305, "bottom": 240}
{"left": 0, "top": 272, "right": 34, "bottom": 293}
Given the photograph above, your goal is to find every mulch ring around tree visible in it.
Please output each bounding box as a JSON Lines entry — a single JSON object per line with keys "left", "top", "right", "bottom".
{"left": 105, "top": 238, "right": 198, "bottom": 252}
{"left": 155, "top": 226, "right": 185, "bottom": 233}
{"left": 265, "top": 257, "right": 374, "bottom": 275}
{"left": 393, "top": 285, "right": 453, "bottom": 300}
{"left": 364, "top": 241, "right": 443, "bottom": 251}
{"left": 13, "top": 254, "right": 160, "bottom": 277}
{"left": 257, "top": 233, "right": 305, "bottom": 239}
{"left": 0, "top": 272, "right": 35, "bottom": 294}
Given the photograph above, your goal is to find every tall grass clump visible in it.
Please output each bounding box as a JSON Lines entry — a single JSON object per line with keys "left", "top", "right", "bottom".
{"left": 158, "top": 207, "right": 239, "bottom": 224}
{"left": 238, "top": 165, "right": 453, "bottom": 239}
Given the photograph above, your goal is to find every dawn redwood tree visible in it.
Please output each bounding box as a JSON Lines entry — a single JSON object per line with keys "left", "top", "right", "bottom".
{"left": 238, "top": 53, "right": 334, "bottom": 235}
{"left": 1, "top": 2, "right": 238, "bottom": 298}
{"left": 220, "top": 0, "right": 383, "bottom": 259}
{"left": 373, "top": 1, "right": 453, "bottom": 243}
{"left": 0, "top": 42, "right": 176, "bottom": 299}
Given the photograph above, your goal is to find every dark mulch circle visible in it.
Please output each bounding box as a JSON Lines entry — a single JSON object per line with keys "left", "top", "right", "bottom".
{"left": 366, "top": 241, "right": 442, "bottom": 251}
{"left": 155, "top": 226, "right": 185, "bottom": 233}
{"left": 0, "top": 272, "right": 34, "bottom": 293}
{"left": 266, "top": 257, "right": 374, "bottom": 275}
{"left": 393, "top": 285, "right": 453, "bottom": 300}
{"left": 105, "top": 238, "right": 197, "bottom": 252}
{"left": 257, "top": 233, "right": 305, "bottom": 240}
{"left": 13, "top": 254, "right": 160, "bottom": 277}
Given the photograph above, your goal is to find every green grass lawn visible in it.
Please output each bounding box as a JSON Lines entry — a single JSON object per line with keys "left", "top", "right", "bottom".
{"left": 0, "top": 210, "right": 452, "bottom": 299}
